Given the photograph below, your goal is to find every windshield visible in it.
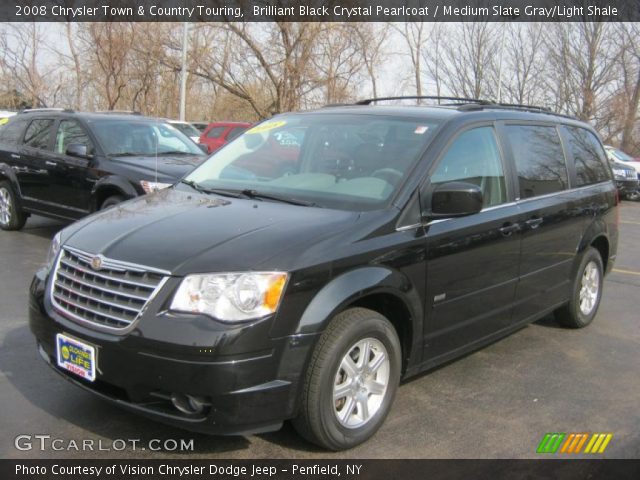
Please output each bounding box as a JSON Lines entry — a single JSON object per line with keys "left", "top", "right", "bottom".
{"left": 171, "top": 122, "right": 201, "bottom": 138}
{"left": 89, "top": 119, "right": 204, "bottom": 156}
{"left": 184, "top": 113, "right": 441, "bottom": 210}
{"left": 610, "top": 148, "right": 634, "bottom": 162}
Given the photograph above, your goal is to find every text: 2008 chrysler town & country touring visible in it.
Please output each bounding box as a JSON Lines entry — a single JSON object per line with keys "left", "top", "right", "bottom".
{"left": 28, "top": 98, "right": 618, "bottom": 450}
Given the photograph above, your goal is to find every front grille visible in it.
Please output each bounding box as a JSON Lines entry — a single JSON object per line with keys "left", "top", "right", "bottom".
{"left": 627, "top": 169, "right": 637, "bottom": 179}
{"left": 51, "top": 247, "right": 167, "bottom": 332}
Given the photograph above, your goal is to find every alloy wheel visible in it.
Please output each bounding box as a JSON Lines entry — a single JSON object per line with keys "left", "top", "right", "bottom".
{"left": 579, "top": 260, "right": 600, "bottom": 316}
{"left": 333, "top": 337, "right": 390, "bottom": 429}
{"left": 0, "top": 187, "right": 12, "bottom": 226}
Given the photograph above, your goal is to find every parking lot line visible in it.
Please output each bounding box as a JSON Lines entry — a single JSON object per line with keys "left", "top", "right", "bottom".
{"left": 620, "top": 220, "right": 640, "bottom": 225}
{"left": 612, "top": 268, "right": 640, "bottom": 276}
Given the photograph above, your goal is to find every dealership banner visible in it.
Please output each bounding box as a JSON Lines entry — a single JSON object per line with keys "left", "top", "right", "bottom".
{"left": 0, "top": 0, "right": 639, "bottom": 22}
{"left": 2, "top": 459, "right": 640, "bottom": 480}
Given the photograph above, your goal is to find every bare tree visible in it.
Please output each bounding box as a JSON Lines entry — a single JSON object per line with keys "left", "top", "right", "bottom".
{"left": 390, "top": 22, "right": 429, "bottom": 98}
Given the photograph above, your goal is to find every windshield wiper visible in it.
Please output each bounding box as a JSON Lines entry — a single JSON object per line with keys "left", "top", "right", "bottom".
{"left": 157, "top": 150, "right": 197, "bottom": 155}
{"left": 240, "top": 189, "right": 319, "bottom": 207}
{"left": 110, "top": 152, "right": 146, "bottom": 157}
{"left": 180, "top": 180, "right": 243, "bottom": 198}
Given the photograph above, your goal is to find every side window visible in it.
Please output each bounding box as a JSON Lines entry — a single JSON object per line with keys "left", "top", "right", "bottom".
{"left": 431, "top": 126, "right": 507, "bottom": 207}
{"left": 0, "top": 120, "right": 27, "bottom": 145}
{"left": 55, "top": 120, "right": 92, "bottom": 155}
{"left": 566, "top": 127, "right": 611, "bottom": 186}
{"left": 23, "top": 119, "right": 54, "bottom": 150}
{"left": 506, "top": 125, "right": 568, "bottom": 199}
{"left": 206, "top": 126, "right": 226, "bottom": 139}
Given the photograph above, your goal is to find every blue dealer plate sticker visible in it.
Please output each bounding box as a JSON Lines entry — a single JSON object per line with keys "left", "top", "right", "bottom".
{"left": 56, "top": 333, "right": 96, "bottom": 382}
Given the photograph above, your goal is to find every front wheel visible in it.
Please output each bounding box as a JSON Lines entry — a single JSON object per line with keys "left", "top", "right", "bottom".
{"left": 293, "top": 308, "right": 401, "bottom": 450}
{"left": 555, "top": 247, "right": 604, "bottom": 328}
{"left": 0, "top": 181, "right": 27, "bottom": 231}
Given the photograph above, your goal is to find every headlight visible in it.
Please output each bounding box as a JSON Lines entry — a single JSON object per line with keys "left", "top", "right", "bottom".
{"left": 45, "top": 232, "right": 62, "bottom": 270}
{"left": 140, "top": 180, "right": 173, "bottom": 193}
{"left": 612, "top": 169, "right": 626, "bottom": 180}
{"left": 170, "top": 272, "right": 288, "bottom": 322}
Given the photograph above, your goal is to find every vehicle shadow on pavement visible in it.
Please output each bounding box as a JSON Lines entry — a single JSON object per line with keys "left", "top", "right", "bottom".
{"left": 532, "top": 312, "right": 566, "bottom": 329}
{"left": 1, "top": 324, "right": 301, "bottom": 456}
{"left": 19, "top": 218, "right": 69, "bottom": 240}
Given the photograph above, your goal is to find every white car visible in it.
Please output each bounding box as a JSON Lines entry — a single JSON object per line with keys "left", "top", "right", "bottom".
{"left": 166, "top": 120, "right": 201, "bottom": 143}
{"left": 604, "top": 145, "right": 640, "bottom": 178}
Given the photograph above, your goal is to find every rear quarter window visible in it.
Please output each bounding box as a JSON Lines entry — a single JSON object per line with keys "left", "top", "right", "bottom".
{"left": 206, "top": 126, "right": 226, "bottom": 138}
{"left": 0, "top": 119, "right": 28, "bottom": 146}
{"left": 565, "top": 127, "right": 611, "bottom": 186}
{"left": 506, "top": 125, "right": 568, "bottom": 199}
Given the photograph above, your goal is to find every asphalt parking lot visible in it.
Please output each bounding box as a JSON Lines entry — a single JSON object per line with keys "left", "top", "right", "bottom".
{"left": 1, "top": 202, "right": 639, "bottom": 459}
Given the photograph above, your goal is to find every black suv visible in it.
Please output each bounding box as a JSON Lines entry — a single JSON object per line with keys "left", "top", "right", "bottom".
{"left": 0, "top": 109, "right": 206, "bottom": 230}
{"left": 29, "top": 98, "right": 618, "bottom": 450}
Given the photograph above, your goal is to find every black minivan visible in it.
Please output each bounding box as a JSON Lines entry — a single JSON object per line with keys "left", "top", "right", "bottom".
{"left": 29, "top": 98, "right": 618, "bottom": 450}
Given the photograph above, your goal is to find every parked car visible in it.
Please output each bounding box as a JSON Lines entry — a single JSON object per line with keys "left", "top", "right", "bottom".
{"left": 190, "top": 121, "right": 210, "bottom": 133}
{"left": 604, "top": 145, "right": 640, "bottom": 179}
{"left": 29, "top": 98, "right": 618, "bottom": 450}
{"left": 199, "top": 121, "right": 251, "bottom": 153}
{"left": 166, "top": 120, "right": 201, "bottom": 143}
{"left": 0, "top": 109, "right": 206, "bottom": 230}
{"left": 610, "top": 160, "right": 639, "bottom": 200}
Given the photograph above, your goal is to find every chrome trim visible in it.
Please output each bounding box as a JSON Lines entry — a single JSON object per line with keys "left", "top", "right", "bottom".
{"left": 64, "top": 245, "right": 171, "bottom": 275}
{"left": 396, "top": 180, "right": 613, "bottom": 231}
{"left": 50, "top": 247, "right": 170, "bottom": 335}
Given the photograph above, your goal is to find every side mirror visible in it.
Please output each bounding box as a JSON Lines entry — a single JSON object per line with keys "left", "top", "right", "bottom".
{"left": 65, "top": 143, "right": 90, "bottom": 159}
{"left": 429, "top": 181, "right": 483, "bottom": 218}
{"left": 198, "top": 143, "right": 208, "bottom": 154}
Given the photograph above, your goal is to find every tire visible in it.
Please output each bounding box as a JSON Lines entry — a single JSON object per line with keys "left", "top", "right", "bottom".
{"left": 555, "top": 247, "right": 604, "bottom": 328}
{"left": 293, "top": 307, "right": 401, "bottom": 450}
{"left": 100, "top": 195, "right": 125, "bottom": 210}
{"left": 0, "top": 180, "right": 27, "bottom": 231}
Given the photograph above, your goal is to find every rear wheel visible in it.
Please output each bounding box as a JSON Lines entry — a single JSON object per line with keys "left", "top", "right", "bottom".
{"left": 293, "top": 307, "right": 401, "bottom": 450}
{"left": 0, "top": 181, "right": 27, "bottom": 231}
{"left": 555, "top": 247, "right": 603, "bottom": 328}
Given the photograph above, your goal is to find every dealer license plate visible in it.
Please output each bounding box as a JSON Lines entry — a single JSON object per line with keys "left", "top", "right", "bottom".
{"left": 56, "top": 333, "right": 96, "bottom": 382}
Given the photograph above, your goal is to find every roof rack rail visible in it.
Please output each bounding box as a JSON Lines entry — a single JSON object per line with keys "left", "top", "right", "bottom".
{"left": 457, "top": 101, "right": 577, "bottom": 120}
{"left": 18, "top": 108, "right": 74, "bottom": 114}
{"left": 95, "top": 110, "right": 142, "bottom": 115}
{"left": 355, "top": 96, "right": 492, "bottom": 106}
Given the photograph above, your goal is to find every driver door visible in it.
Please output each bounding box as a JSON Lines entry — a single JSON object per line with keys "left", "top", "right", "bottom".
{"left": 422, "top": 125, "right": 522, "bottom": 362}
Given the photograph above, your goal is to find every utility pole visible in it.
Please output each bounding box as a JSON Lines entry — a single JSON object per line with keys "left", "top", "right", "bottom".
{"left": 179, "top": 22, "right": 189, "bottom": 121}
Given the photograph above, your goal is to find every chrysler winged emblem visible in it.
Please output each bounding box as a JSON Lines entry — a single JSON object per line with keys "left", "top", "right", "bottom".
{"left": 90, "top": 255, "right": 104, "bottom": 271}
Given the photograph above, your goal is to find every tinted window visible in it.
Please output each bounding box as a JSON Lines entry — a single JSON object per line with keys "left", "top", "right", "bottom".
{"left": 566, "top": 127, "right": 611, "bottom": 186}
{"left": 432, "top": 127, "right": 506, "bottom": 207}
{"left": 227, "top": 126, "right": 248, "bottom": 141}
{"left": 206, "top": 126, "right": 226, "bottom": 138}
{"left": 23, "top": 119, "right": 54, "bottom": 150}
{"left": 55, "top": 120, "right": 92, "bottom": 155}
{"left": 507, "top": 125, "right": 568, "bottom": 199}
{"left": 0, "top": 119, "right": 27, "bottom": 145}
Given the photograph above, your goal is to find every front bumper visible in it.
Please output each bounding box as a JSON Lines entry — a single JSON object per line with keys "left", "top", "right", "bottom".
{"left": 29, "top": 268, "right": 319, "bottom": 435}
{"left": 615, "top": 178, "right": 639, "bottom": 195}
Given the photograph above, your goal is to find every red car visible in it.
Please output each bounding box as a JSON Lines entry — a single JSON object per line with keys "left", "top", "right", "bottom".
{"left": 199, "top": 121, "right": 252, "bottom": 153}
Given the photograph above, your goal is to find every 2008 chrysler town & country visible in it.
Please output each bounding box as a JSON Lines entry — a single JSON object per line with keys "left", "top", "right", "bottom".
{"left": 29, "top": 98, "right": 619, "bottom": 450}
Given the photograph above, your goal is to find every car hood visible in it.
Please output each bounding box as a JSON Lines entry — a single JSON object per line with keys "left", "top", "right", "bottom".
{"left": 110, "top": 154, "right": 206, "bottom": 180}
{"left": 63, "top": 187, "right": 360, "bottom": 275}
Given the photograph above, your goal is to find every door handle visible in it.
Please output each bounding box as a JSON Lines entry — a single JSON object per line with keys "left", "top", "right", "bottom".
{"left": 10, "top": 153, "right": 20, "bottom": 159}
{"left": 499, "top": 222, "right": 520, "bottom": 237}
{"left": 45, "top": 161, "right": 57, "bottom": 167}
{"left": 525, "top": 217, "right": 543, "bottom": 229}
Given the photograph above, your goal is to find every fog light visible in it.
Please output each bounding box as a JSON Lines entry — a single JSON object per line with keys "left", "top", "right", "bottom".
{"left": 170, "top": 393, "right": 209, "bottom": 414}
